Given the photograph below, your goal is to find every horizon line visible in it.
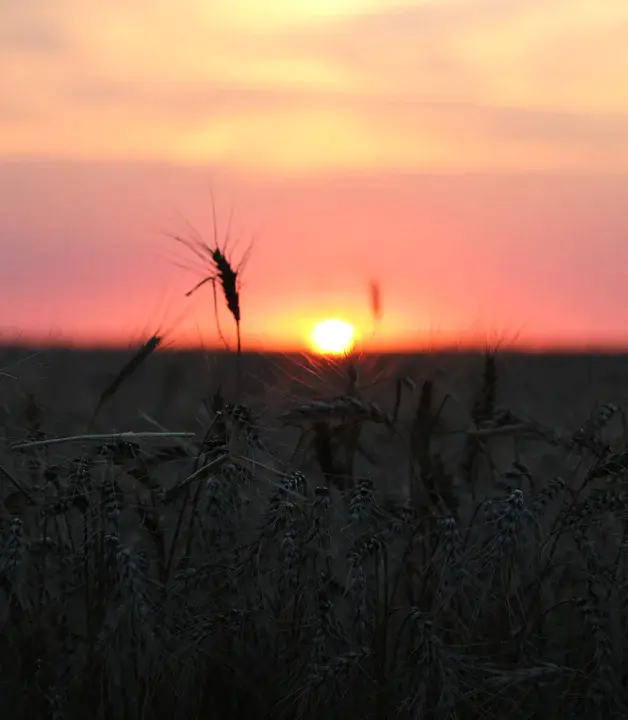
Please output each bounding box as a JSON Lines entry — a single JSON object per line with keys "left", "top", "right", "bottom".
{"left": 3, "top": 338, "right": 628, "bottom": 356}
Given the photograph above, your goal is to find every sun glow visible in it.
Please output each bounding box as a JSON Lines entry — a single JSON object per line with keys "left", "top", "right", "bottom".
{"left": 310, "top": 318, "right": 355, "bottom": 355}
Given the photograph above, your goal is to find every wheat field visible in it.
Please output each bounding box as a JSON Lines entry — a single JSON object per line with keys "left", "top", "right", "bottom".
{"left": 1, "top": 345, "right": 628, "bottom": 718}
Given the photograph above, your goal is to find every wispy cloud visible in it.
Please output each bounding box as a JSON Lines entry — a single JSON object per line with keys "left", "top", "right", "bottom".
{"left": 1, "top": 0, "right": 627, "bottom": 171}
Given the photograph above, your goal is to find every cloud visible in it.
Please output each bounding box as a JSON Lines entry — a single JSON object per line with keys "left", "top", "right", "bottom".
{"left": 58, "top": 80, "right": 628, "bottom": 151}
{"left": 284, "top": 0, "right": 628, "bottom": 112}
{"left": 1, "top": 0, "right": 627, "bottom": 171}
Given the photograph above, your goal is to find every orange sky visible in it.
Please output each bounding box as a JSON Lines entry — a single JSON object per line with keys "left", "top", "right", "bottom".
{"left": 1, "top": 0, "right": 628, "bottom": 352}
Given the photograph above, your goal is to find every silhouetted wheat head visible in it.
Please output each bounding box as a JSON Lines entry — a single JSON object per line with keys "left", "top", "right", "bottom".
{"left": 171, "top": 199, "right": 253, "bottom": 357}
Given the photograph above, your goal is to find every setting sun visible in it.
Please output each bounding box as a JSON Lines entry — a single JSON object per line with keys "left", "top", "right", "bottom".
{"left": 310, "top": 318, "right": 355, "bottom": 355}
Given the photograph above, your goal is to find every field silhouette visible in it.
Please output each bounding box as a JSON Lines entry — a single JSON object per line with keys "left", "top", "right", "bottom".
{"left": 1, "top": 345, "right": 628, "bottom": 717}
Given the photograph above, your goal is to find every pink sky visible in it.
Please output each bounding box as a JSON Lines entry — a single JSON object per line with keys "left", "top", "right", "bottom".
{"left": 1, "top": 0, "right": 628, "bottom": 351}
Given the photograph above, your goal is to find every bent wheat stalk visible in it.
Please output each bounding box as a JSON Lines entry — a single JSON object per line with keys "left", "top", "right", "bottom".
{"left": 12, "top": 431, "right": 195, "bottom": 450}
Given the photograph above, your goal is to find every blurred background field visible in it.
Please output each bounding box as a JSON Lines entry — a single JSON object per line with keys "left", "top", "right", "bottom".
{"left": 3, "top": 346, "right": 627, "bottom": 486}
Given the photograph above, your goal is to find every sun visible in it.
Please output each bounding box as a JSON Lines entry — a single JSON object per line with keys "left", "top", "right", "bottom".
{"left": 310, "top": 318, "right": 355, "bottom": 355}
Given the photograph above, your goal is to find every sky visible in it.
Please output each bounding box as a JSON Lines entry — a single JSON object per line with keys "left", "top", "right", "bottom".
{"left": 1, "top": 0, "right": 628, "bottom": 352}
